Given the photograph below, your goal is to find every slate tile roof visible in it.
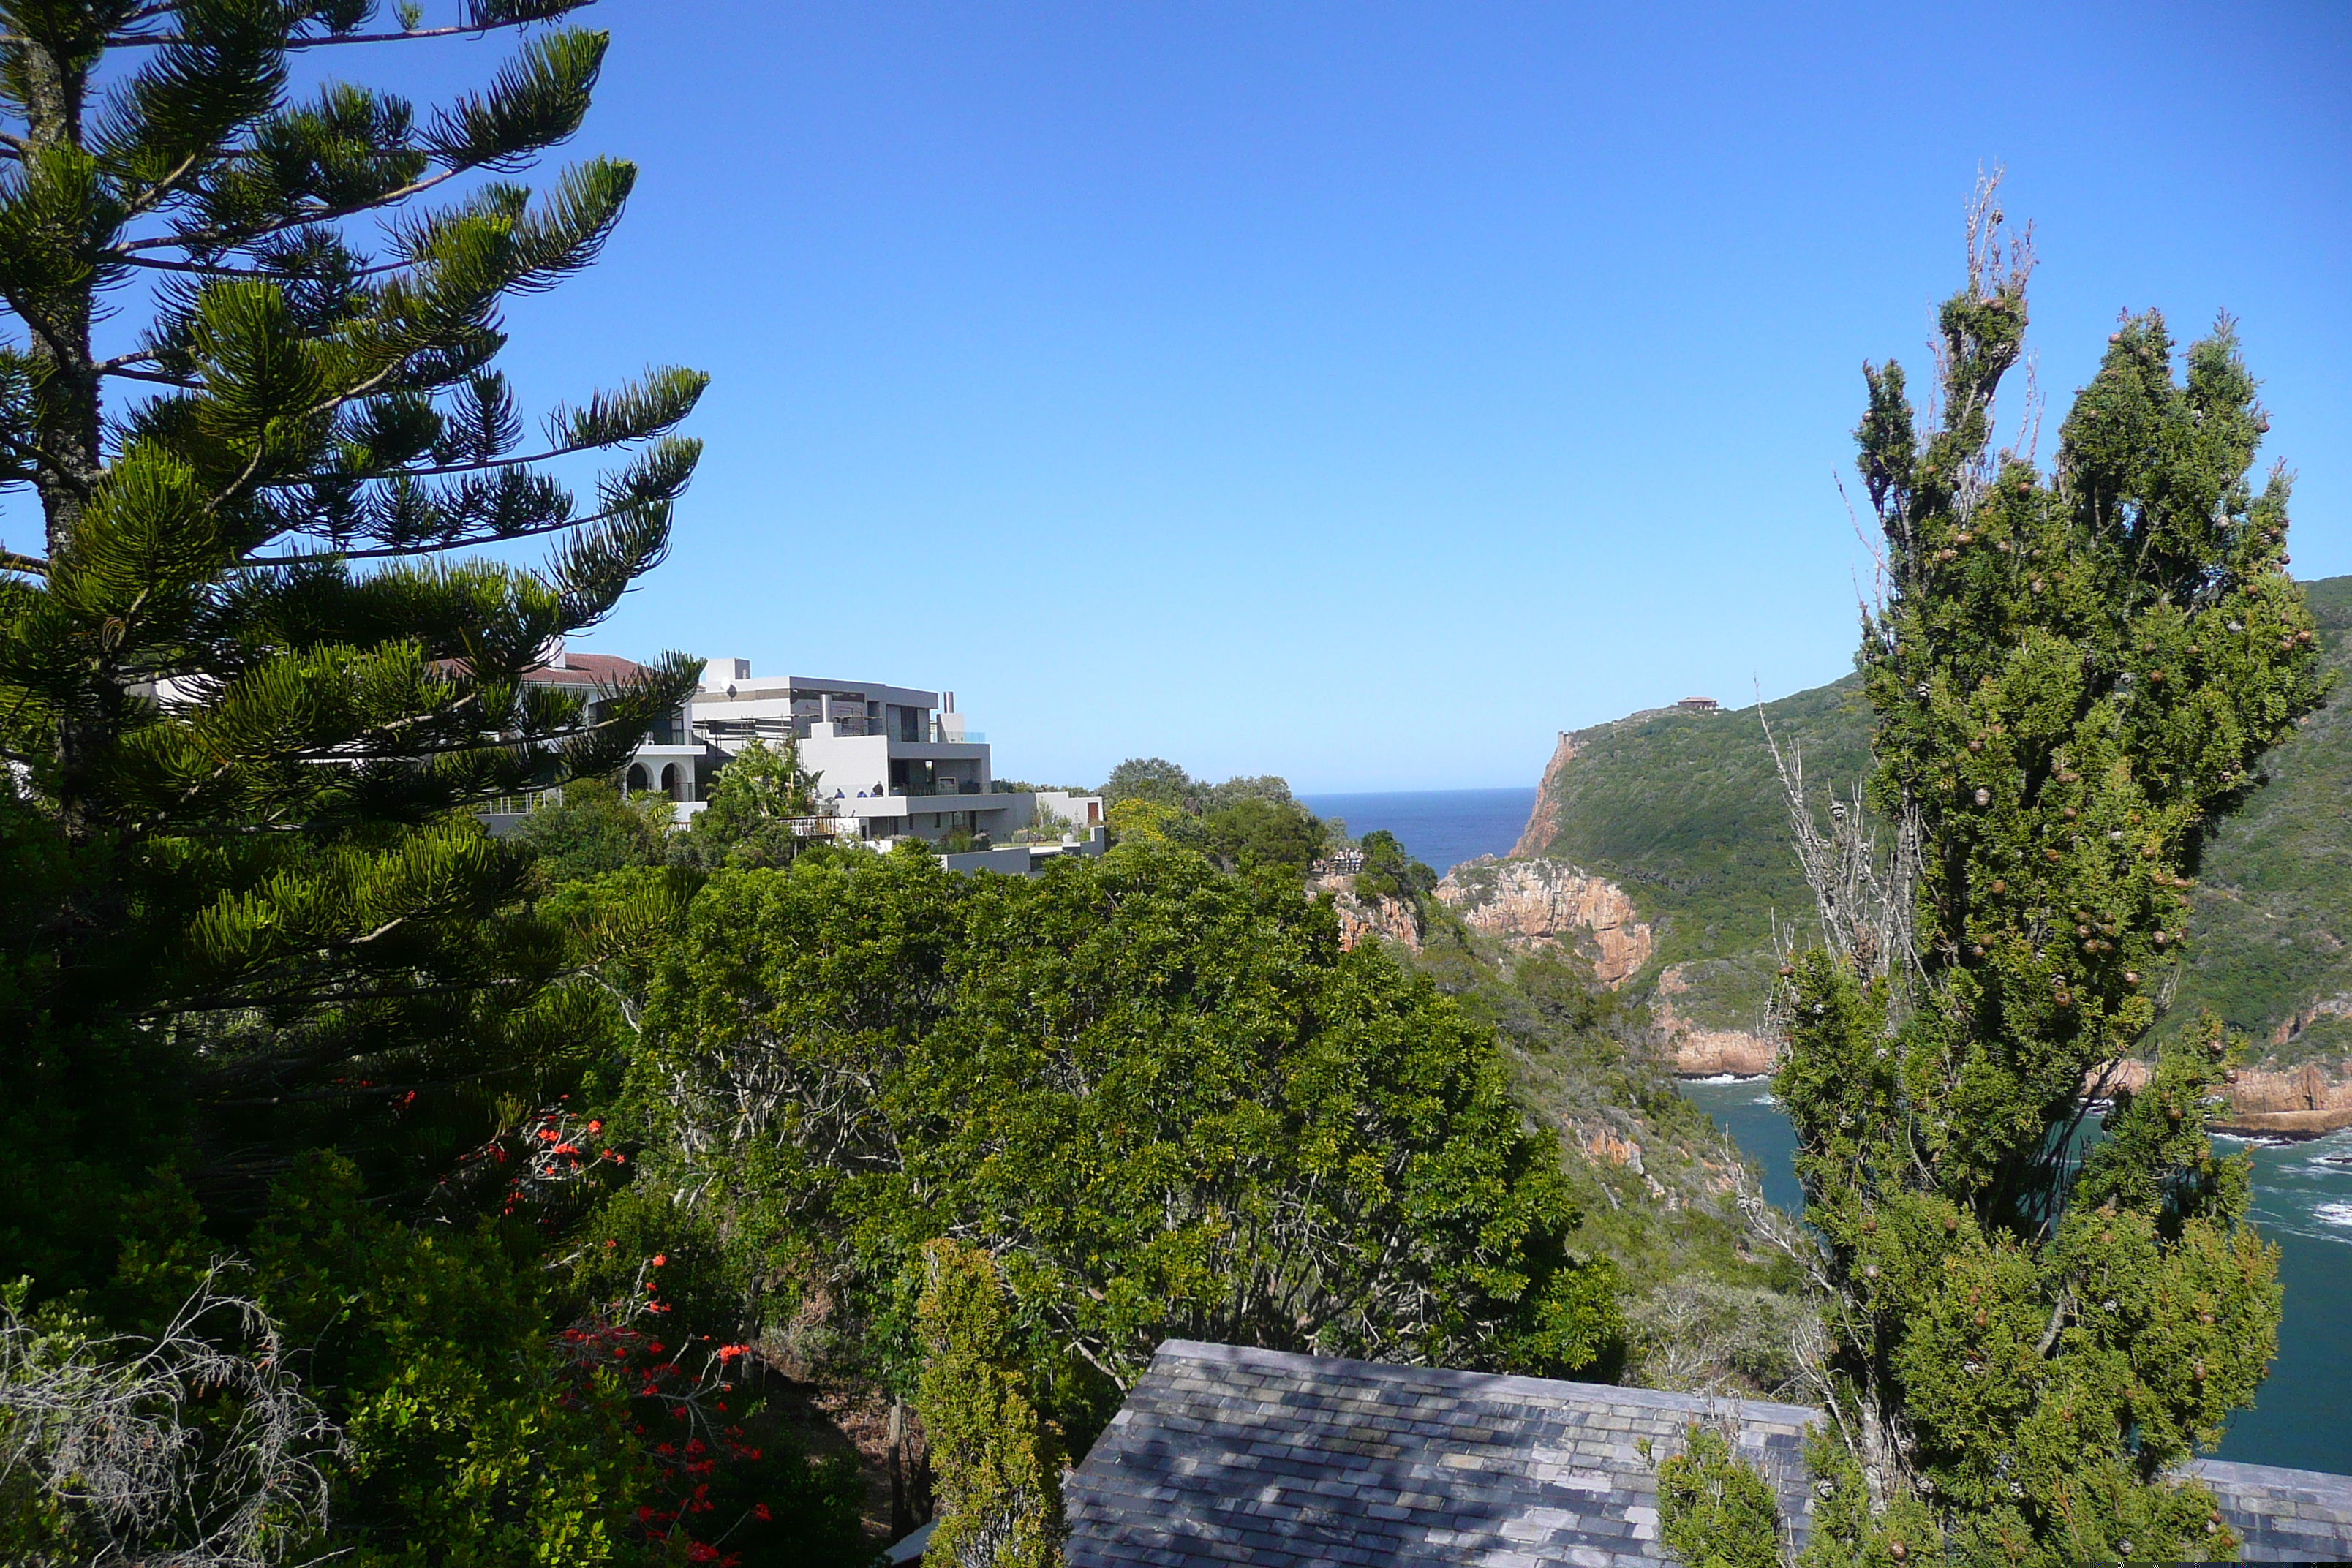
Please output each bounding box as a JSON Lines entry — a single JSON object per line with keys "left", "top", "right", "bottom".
{"left": 1064, "top": 1340, "right": 2352, "bottom": 1565}
{"left": 1066, "top": 1341, "right": 1814, "bottom": 1567}
{"left": 2194, "top": 1460, "right": 2352, "bottom": 1564}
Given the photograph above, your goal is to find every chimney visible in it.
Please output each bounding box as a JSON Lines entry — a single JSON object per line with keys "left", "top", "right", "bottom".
{"left": 538, "top": 633, "right": 567, "bottom": 669}
{"left": 942, "top": 691, "right": 956, "bottom": 714}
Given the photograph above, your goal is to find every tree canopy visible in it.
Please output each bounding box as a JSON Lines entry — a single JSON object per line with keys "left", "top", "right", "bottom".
{"left": 1765, "top": 182, "right": 2323, "bottom": 1567}
{"left": 0, "top": 4, "right": 883, "bottom": 1561}
{"left": 0, "top": 0, "right": 705, "bottom": 1258}
{"left": 608, "top": 841, "right": 1622, "bottom": 1446}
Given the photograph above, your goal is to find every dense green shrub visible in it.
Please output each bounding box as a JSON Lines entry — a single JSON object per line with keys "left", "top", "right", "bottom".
{"left": 1200, "top": 794, "right": 1327, "bottom": 872}
{"left": 617, "top": 841, "right": 1621, "bottom": 1444}
{"left": 1657, "top": 1425, "right": 1783, "bottom": 1568}
{"left": 915, "top": 1240, "right": 1066, "bottom": 1567}
{"left": 517, "top": 782, "right": 676, "bottom": 886}
{"left": 1354, "top": 828, "right": 1438, "bottom": 905}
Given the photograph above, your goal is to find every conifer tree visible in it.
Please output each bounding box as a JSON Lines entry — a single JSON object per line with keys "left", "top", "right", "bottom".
{"left": 1770, "top": 178, "right": 2325, "bottom": 1564}
{"left": 914, "top": 1238, "right": 1067, "bottom": 1568}
{"left": 0, "top": 0, "right": 702, "bottom": 1257}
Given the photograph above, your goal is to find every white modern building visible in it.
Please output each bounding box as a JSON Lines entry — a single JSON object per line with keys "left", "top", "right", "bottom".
{"left": 494, "top": 647, "right": 1102, "bottom": 856}
{"left": 685, "top": 659, "right": 1103, "bottom": 847}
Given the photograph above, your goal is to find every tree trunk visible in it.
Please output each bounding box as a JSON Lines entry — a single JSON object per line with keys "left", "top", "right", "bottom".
{"left": 16, "top": 29, "right": 109, "bottom": 837}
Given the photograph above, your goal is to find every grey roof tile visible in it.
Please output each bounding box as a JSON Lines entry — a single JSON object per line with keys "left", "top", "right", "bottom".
{"left": 1063, "top": 1341, "right": 2352, "bottom": 1566}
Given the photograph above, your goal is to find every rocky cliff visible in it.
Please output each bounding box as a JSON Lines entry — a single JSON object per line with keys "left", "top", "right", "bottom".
{"left": 1435, "top": 856, "right": 1653, "bottom": 985}
{"left": 1313, "top": 872, "right": 1423, "bottom": 954}
{"left": 2097, "top": 1055, "right": 2352, "bottom": 1138}
{"left": 1654, "top": 964, "right": 1777, "bottom": 1076}
{"left": 1510, "top": 731, "right": 1580, "bottom": 859}
{"left": 1434, "top": 858, "right": 1783, "bottom": 1076}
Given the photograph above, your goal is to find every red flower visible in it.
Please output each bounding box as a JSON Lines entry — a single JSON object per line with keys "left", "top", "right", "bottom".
{"left": 754, "top": 1502, "right": 773, "bottom": 1523}
{"left": 652, "top": 1254, "right": 668, "bottom": 1267}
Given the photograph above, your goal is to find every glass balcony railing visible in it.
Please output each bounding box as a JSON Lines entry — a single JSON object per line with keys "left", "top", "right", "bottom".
{"left": 887, "top": 781, "right": 990, "bottom": 799}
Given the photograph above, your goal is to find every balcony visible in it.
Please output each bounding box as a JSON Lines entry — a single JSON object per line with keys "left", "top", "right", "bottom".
{"left": 889, "top": 781, "right": 990, "bottom": 799}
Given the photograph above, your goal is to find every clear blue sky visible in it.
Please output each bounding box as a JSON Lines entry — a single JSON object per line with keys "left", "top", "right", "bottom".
{"left": 51, "top": 3, "right": 2352, "bottom": 791}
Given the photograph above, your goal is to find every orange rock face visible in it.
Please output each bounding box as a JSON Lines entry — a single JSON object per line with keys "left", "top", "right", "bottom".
{"left": 1655, "top": 997, "right": 1778, "bottom": 1077}
{"left": 2087, "top": 1055, "right": 2352, "bottom": 1138}
{"left": 1434, "top": 857, "right": 1654, "bottom": 987}
{"left": 1313, "top": 872, "right": 1423, "bottom": 955}
{"left": 1510, "top": 731, "right": 1580, "bottom": 859}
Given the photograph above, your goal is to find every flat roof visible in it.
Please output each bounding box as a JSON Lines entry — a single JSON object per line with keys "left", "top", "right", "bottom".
{"left": 696, "top": 674, "right": 939, "bottom": 709}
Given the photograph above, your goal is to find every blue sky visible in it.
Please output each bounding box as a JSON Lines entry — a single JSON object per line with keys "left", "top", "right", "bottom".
{"left": 31, "top": 2, "right": 2352, "bottom": 791}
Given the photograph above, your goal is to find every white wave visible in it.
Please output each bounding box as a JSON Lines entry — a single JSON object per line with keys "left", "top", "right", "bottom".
{"left": 2313, "top": 1202, "right": 2352, "bottom": 1232}
{"left": 1686, "top": 1073, "right": 1768, "bottom": 1085}
{"left": 1752, "top": 1093, "right": 1780, "bottom": 1107}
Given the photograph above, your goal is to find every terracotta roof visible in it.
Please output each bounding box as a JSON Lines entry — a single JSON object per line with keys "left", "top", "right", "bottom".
{"left": 1064, "top": 1340, "right": 2352, "bottom": 1565}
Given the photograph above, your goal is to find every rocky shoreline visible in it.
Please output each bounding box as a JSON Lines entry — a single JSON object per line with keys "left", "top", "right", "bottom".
{"left": 1433, "top": 853, "right": 2352, "bottom": 1139}
{"left": 2097, "top": 1056, "right": 2352, "bottom": 1141}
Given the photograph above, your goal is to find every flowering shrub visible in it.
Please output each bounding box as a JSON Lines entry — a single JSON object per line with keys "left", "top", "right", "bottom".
{"left": 248, "top": 1153, "right": 647, "bottom": 1566}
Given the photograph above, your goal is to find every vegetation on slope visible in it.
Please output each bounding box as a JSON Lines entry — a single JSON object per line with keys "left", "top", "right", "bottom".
{"left": 1412, "top": 922, "right": 1813, "bottom": 1397}
{"left": 1518, "top": 679, "right": 1871, "bottom": 1035}
{"left": 1518, "top": 578, "right": 2352, "bottom": 1067}
{"left": 2169, "top": 573, "right": 2352, "bottom": 1060}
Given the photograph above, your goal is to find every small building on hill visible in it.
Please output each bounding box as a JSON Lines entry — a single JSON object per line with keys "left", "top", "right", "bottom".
{"left": 1675, "top": 696, "right": 1722, "bottom": 713}
{"left": 1055, "top": 1339, "right": 2352, "bottom": 1565}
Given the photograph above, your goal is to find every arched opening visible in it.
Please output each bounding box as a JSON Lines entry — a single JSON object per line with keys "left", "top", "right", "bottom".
{"left": 660, "top": 763, "right": 692, "bottom": 803}
{"left": 625, "top": 764, "right": 648, "bottom": 794}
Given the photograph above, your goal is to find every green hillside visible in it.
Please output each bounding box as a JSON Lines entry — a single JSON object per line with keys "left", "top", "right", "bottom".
{"left": 1520, "top": 576, "right": 2352, "bottom": 1061}
{"left": 2170, "top": 574, "right": 2352, "bottom": 1061}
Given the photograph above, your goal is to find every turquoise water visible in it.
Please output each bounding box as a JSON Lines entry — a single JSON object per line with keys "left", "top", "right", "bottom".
{"left": 1678, "top": 1076, "right": 2352, "bottom": 1475}
{"left": 1297, "top": 788, "right": 1537, "bottom": 877}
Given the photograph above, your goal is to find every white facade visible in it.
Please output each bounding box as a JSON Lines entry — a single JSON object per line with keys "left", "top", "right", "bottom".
{"left": 680, "top": 662, "right": 1103, "bottom": 850}
{"left": 486, "top": 652, "right": 1104, "bottom": 858}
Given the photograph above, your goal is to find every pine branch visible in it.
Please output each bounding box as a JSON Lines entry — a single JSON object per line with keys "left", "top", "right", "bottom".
{"left": 118, "top": 250, "right": 410, "bottom": 278}
{"left": 97, "top": 0, "right": 595, "bottom": 50}
{"left": 116, "top": 164, "right": 470, "bottom": 254}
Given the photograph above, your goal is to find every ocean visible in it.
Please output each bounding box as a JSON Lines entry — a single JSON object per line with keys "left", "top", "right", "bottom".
{"left": 1680, "top": 1076, "right": 2352, "bottom": 1475}
{"left": 1298, "top": 787, "right": 1538, "bottom": 876}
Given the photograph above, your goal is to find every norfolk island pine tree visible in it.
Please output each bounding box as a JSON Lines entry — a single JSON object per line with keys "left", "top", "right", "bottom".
{"left": 0, "top": 0, "right": 703, "bottom": 1278}
{"left": 1672, "top": 178, "right": 2326, "bottom": 1568}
